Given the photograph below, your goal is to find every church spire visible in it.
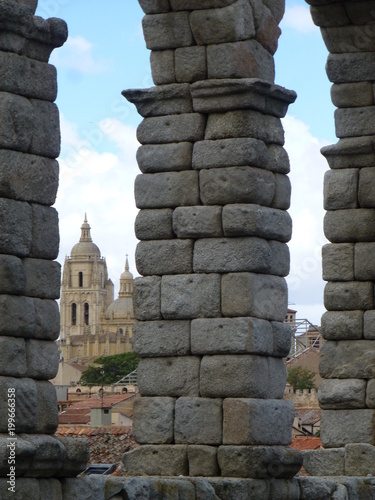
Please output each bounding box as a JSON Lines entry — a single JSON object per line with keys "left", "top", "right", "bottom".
{"left": 80, "top": 214, "right": 92, "bottom": 243}
{"left": 125, "top": 254, "right": 129, "bottom": 272}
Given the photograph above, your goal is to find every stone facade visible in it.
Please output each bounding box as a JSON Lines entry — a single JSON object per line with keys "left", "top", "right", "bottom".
{"left": 122, "top": 0, "right": 302, "bottom": 479}
{"left": 59, "top": 216, "right": 135, "bottom": 363}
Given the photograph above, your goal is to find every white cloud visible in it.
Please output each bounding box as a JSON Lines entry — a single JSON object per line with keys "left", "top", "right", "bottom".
{"left": 282, "top": 5, "right": 318, "bottom": 35}
{"left": 283, "top": 115, "right": 329, "bottom": 325}
{"left": 51, "top": 35, "right": 108, "bottom": 74}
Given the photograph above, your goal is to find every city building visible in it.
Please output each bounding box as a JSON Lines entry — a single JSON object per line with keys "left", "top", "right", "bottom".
{"left": 58, "top": 215, "right": 135, "bottom": 364}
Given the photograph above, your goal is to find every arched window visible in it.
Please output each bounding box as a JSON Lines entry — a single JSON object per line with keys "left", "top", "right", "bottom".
{"left": 123, "top": 283, "right": 126, "bottom": 292}
{"left": 72, "top": 303, "right": 77, "bottom": 326}
{"left": 84, "top": 303, "right": 89, "bottom": 325}
{"left": 119, "top": 328, "right": 123, "bottom": 335}
{"left": 79, "top": 272, "right": 83, "bottom": 287}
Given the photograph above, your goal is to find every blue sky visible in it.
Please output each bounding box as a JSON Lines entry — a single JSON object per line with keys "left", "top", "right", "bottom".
{"left": 35, "top": 0, "right": 334, "bottom": 324}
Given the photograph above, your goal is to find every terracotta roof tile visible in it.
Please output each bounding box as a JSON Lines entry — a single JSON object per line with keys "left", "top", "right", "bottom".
{"left": 290, "top": 437, "right": 322, "bottom": 451}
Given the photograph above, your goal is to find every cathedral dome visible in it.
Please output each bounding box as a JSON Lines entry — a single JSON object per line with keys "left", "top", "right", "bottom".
{"left": 71, "top": 241, "right": 101, "bottom": 258}
{"left": 105, "top": 296, "right": 134, "bottom": 320}
{"left": 70, "top": 215, "right": 101, "bottom": 258}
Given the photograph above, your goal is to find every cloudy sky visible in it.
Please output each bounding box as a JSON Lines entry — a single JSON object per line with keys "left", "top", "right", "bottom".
{"left": 35, "top": 0, "right": 335, "bottom": 325}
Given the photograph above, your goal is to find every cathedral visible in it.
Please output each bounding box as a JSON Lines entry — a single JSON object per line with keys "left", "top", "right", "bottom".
{"left": 59, "top": 215, "right": 135, "bottom": 363}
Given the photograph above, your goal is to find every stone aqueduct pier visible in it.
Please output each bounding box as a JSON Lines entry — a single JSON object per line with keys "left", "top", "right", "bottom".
{"left": 1, "top": 0, "right": 375, "bottom": 498}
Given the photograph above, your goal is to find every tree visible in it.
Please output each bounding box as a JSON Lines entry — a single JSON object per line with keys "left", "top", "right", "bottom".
{"left": 287, "top": 366, "right": 316, "bottom": 391}
{"left": 80, "top": 352, "right": 139, "bottom": 386}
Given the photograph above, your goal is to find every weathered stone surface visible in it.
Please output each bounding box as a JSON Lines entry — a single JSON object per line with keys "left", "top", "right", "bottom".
{"left": 25, "top": 340, "right": 59, "bottom": 380}
{"left": 345, "top": 443, "right": 375, "bottom": 476}
{"left": 135, "top": 209, "right": 174, "bottom": 240}
{"left": 270, "top": 173, "right": 290, "bottom": 210}
{"left": 318, "top": 379, "right": 366, "bottom": 409}
{"left": 191, "top": 79, "right": 296, "bottom": 118}
{"left": 191, "top": 317, "right": 279, "bottom": 356}
{"left": 327, "top": 53, "right": 375, "bottom": 83}
{"left": 150, "top": 49, "right": 175, "bottom": 85}
{"left": 324, "top": 169, "right": 358, "bottom": 210}
{"left": 359, "top": 167, "right": 375, "bottom": 207}
{"left": 137, "top": 113, "right": 206, "bottom": 144}
{"left": 321, "top": 310, "right": 363, "bottom": 341}
{"left": 324, "top": 281, "right": 373, "bottom": 311}
{"left": 23, "top": 258, "right": 61, "bottom": 299}
{"left": 133, "top": 276, "right": 161, "bottom": 321}
{"left": 187, "top": 446, "right": 220, "bottom": 477}
{"left": 267, "top": 144, "right": 290, "bottom": 173}
{"left": 29, "top": 99, "right": 60, "bottom": 158}
{"left": 137, "top": 142, "right": 193, "bottom": 173}
{"left": 331, "top": 82, "right": 374, "bottom": 108}
{"left": 200, "top": 355, "right": 286, "bottom": 399}
{"left": 0, "top": 377, "right": 37, "bottom": 433}
{"left": 0, "top": 92, "right": 33, "bottom": 152}
{"left": 61, "top": 476, "right": 113, "bottom": 500}
{"left": 222, "top": 272, "right": 288, "bottom": 321}
{"left": 366, "top": 379, "right": 375, "bottom": 408}
{"left": 324, "top": 209, "right": 375, "bottom": 242}
{"left": 0, "top": 295, "right": 35, "bottom": 338}
{"left": 322, "top": 137, "right": 375, "bottom": 170}
{"left": 138, "top": 0, "right": 171, "bottom": 14}
{"left": 173, "top": 206, "right": 223, "bottom": 238}
{"left": 322, "top": 24, "right": 375, "bottom": 54}
{"left": 192, "top": 138, "right": 268, "bottom": 170}
{"left": 136, "top": 240, "right": 193, "bottom": 275}
{"left": 123, "top": 84, "right": 193, "bottom": 118}
{"left": 0, "top": 434, "right": 35, "bottom": 476}
{"left": 310, "top": 3, "right": 350, "bottom": 28}
{"left": 199, "top": 167, "right": 275, "bottom": 206}
{"left": 171, "top": 0, "right": 238, "bottom": 9}
{"left": 34, "top": 298, "right": 60, "bottom": 340}
{"left": 0, "top": 198, "right": 32, "bottom": 257}
{"left": 223, "top": 399, "right": 294, "bottom": 445}
{"left": 322, "top": 243, "right": 354, "bottom": 282}
{"left": 35, "top": 381, "right": 58, "bottom": 434}
{"left": 175, "top": 46, "right": 207, "bottom": 83}
{"left": 364, "top": 310, "right": 375, "bottom": 340}
{"left": 222, "top": 204, "right": 292, "bottom": 242}
{"left": 193, "top": 237, "right": 271, "bottom": 274}
{"left": 0, "top": 254, "right": 26, "bottom": 294}
{"left": 0, "top": 337, "right": 26, "bottom": 377}
{"left": 142, "top": 12, "right": 194, "bottom": 50}
{"left": 133, "top": 320, "right": 190, "bottom": 357}
{"left": 321, "top": 409, "right": 375, "bottom": 447}
{"left": 335, "top": 106, "right": 375, "bottom": 138}
{"left": 0, "top": 51, "right": 57, "bottom": 101}
{"left": 121, "top": 477, "right": 196, "bottom": 498}
{"left": 320, "top": 340, "right": 375, "bottom": 379}
{"left": 161, "top": 274, "right": 221, "bottom": 319}
{"left": 30, "top": 204, "right": 59, "bottom": 260}
{"left": 272, "top": 322, "right": 292, "bottom": 358}
{"left": 137, "top": 357, "right": 200, "bottom": 396}
{"left": 207, "top": 40, "right": 275, "bottom": 82}
{"left": 205, "top": 109, "right": 283, "bottom": 144}
{"left": 123, "top": 445, "right": 188, "bottom": 476}
{"left": 39, "top": 479, "right": 62, "bottom": 498}
{"left": 133, "top": 397, "right": 175, "bottom": 444}
{"left": 175, "top": 398, "right": 222, "bottom": 444}
{"left": 355, "top": 242, "right": 375, "bottom": 280}
{"left": 0, "top": 478, "right": 40, "bottom": 499}
{"left": 20, "top": 434, "right": 64, "bottom": 476}
{"left": 0, "top": 150, "right": 58, "bottom": 205}
{"left": 190, "top": 0, "right": 255, "bottom": 45}
{"left": 218, "top": 445, "right": 302, "bottom": 479}
{"left": 301, "top": 449, "right": 345, "bottom": 477}
{"left": 135, "top": 171, "right": 200, "bottom": 209}
{"left": 207, "top": 477, "right": 271, "bottom": 500}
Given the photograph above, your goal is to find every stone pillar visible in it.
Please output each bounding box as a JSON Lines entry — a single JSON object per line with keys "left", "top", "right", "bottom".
{"left": 0, "top": 0, "right": 88, "bottom": 489}
{"left": 304, "top": 0, "right": 375, "bottom": 477}
{"left": 122, "top": 0, "right": 302, "bottom": 479}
